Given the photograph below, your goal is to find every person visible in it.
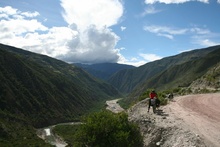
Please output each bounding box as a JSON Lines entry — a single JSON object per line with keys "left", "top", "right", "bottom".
{"left": 148, "top": 90, "right": 158, "bottom": 112}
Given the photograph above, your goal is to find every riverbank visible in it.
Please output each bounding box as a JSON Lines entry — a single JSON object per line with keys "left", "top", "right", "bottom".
{"left": 36, "top": 99, "right": 123, "bottom": 147}
{"left": 106, "top": 98, "right": 124, "bottom": 113}
{"left": 36, "top": 122, "right": 82, "bottom": 147}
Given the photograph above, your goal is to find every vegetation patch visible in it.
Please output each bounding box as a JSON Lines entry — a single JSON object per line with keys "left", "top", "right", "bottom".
{"left": 54, "top": 111, "right": 143, "bottom": 147}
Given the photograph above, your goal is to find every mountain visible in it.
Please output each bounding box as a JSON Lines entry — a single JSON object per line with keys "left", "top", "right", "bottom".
{"left": 189, "top": 62, "right": 220, "bottom": 92}
{"left": 131, "top": 46, "right": 220, "bottom": 96}
{"left": 0, "top": 44, "right": 121, "bottom": 145}
{"left": 73, "top": 63, "right": 135, "bottom": 81}
{"left": 108, "top": 45, "right": 220, "bottom": 95}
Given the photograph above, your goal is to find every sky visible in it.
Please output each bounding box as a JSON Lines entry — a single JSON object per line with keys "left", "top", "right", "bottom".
{"left": 0, "top": 0, "right": 220, "bottom": 66}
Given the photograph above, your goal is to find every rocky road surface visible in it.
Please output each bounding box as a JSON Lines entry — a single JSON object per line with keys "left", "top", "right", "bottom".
{"left": 127, "top": 93, "right": 220, "bottom": 147}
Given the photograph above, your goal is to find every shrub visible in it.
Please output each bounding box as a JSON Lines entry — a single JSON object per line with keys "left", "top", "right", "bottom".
{"left": 73, "top": 111, "right": 143, "bottom": 147}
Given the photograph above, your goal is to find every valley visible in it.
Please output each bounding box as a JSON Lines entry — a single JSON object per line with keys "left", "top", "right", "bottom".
{"left": 1, "top": 43, "right": 220, "bottom": 146}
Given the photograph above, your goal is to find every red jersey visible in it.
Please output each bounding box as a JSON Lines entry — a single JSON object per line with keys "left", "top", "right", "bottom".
{"left": 149, "top": 92, "right": 157, "bottom": 99}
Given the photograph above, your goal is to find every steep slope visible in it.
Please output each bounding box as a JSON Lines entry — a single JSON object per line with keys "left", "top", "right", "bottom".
{"left": 154, "top": 47, "right": 219, "bottom": 87}
{"left": 0, "top": 44, "right": 121, "bottom": 145}
{"left": 127, "top": 46, "right": 220, "bottom": 102}
{"left": 108, "top": 45, "right": 220, "bottom": 94}
{"left": 189, "top": 62, "right": 220, "bottom": 91}
{"left": 73, "top": 63, "right": 135, "bottom": 81}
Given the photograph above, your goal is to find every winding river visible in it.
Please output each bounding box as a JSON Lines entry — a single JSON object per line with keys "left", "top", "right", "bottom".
{"left": 36, "top": 122, "right": 81, "bottom": 147}
{"left": 37, "top": 99, "right": 124, "bottom": 146}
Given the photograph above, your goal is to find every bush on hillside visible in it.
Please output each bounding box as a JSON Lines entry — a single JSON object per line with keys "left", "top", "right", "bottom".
{"left": 73, "top": 111, "right": 143, "bottom": 147}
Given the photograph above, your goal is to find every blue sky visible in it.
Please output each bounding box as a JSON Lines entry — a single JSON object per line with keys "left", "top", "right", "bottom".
{"left": 0, "top": 0, "right": 220, "bottom": 66}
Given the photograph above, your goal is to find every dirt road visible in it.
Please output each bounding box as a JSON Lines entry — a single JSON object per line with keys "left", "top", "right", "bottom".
{"left": 106, "top": 99, "right": 124, "bottom": 113}
{"left": 166, "top": 93, "right": 220, "bottom": 147}
{"left": 128, "top": 93, "right": 220, "bottom": 147}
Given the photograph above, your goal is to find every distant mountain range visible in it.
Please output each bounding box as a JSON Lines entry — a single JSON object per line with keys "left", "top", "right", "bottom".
{"left": 73, "top": 63, "right": 135, "bottom": 81}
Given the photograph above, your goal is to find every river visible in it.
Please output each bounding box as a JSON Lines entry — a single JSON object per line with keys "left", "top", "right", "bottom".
{"left": 36, "top": 122, "right": 81, "bottom": 147}
{"left": 37, "top": 99, "right": 124, "bottom": 146}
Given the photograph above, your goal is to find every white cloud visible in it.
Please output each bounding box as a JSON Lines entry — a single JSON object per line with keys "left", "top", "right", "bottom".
{"left": 60, "top": 0, "right": 123, "bottom": 30}
{"left": 143, "top": 24, "right": 220, "bottom": 46}
{"left": 158, "top": 33, "right": 174, "bottom": 39}
{"left": 218, "top": 0, "right": 220, "bottom": 4}
{"left": 58, "top": 0, "right": 124, "bottom": 63}
{"left": 0, "top": 1, "right": 126, "bottom": 64}
{"left": 189, "top": 26, "right": 220, "bottom": 47}
{"left": 145, "top": 0, "right": 209, "bottom": 4}
{"left": 141, "top": 6, "right": 161, "bottom": 16}
{"left": 0, "top": 6, "right": 40, "bottom": 19}
{"left": 0, "top": 6, "right": 17, "bottom": 17}
{"left": 143, "top": 25, "right": 187, "bottom": 39}
{"left": 198, "top": 39, "right": 217, "bottom": 46}
{"left": 119, "top": 53, "right": 163, "bottom": 67}
{"left": 190, "top": 27, "right": 211, "bottom": 35}
{"left": 191, "top": 36, "right": 220, "bottom": 47}
{"left": 0, "top": 19, "right": 47, "bottom": 35}
{"left": 21, "top": 11, "right": 40, "bottom": 18}
{"left": 117, "top": 56, "right": 148, "bottom": 67}
{"left": 121, "top": 26, "right": 126, "bottom": 31}
{"left": 139, "top": 53, "right": 162, "bottom": 62}
{"left": 58, "top": 25, "right": 121, "bottom": 64}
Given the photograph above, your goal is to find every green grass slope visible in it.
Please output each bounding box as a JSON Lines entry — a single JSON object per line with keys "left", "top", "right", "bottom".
{"left": 0, "top": 44, "right": 121, "bottom": 145}
{"left": 108, "top": 45, "right": 220, "bottom": 94}
{"left": 127, "top": 46, "right": 220, "bottom": 103}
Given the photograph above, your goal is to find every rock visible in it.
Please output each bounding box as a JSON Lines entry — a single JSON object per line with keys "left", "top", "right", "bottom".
{"left": 156, "top": 141, "right": 161, "bottom": 146}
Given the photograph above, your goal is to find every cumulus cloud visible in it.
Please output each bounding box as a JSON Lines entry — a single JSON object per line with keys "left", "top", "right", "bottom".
{"left": 218, "top": 0, "right": 220, "bottom": 3}
{"left": 60, "top": 0, "right": 123, "bottom": 29}
{"left": 58, "top": 25, "right": 121, "bottom": 63}
{"left": 0, "top": 0, "right": 125, "bottom": 64}
{"left": 0, "top": 6, "right": 48, "bottom": 46}
{"left": 59, "top": 0, "right": 124, "bottom": 63}
{"left": 0, "top": 6, "right": 39, "bottom": 19}
{"left": 144, "top": 0, "right": 209, "bottom": 4}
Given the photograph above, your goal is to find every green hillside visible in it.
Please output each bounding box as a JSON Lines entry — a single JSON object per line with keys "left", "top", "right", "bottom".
{"left": 0, "top": 44, "right": 121, "bottom": 145}
{"left": 189, "top": 59, "right": 220, "bottom": 92}
{"left": 108, "top": 45, "right": 220, "bottom": 94}
{"left": 138, "top": 47, "right": 220, "bottom": 91}
{"left": 122, "top": 46, "right": 220, "bottom": 104}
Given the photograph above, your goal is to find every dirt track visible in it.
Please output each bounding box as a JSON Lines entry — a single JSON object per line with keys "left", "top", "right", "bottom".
{"left": 166, "top": 93, "right": 220, "bottom": 147}
{"left": 127, "top": 93, "right": 220, "bottom": 147}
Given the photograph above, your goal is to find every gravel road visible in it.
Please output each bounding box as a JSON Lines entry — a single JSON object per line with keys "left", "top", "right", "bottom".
{"left": 127, "top": 93, "right": 220, "bottom": 147}
{"left": 166, "top": 93, "right": 220, "bottom": 147}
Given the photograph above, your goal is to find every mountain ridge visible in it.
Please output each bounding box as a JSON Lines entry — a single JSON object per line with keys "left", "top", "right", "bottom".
{"left": 73, "top": 62, "right": 135, "bottom": 81}
{"left": 0, "top": 43, "right": 121, "bottom": 146}
{"left": 108, "top": 45, "right": 220, "bottom": 95}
